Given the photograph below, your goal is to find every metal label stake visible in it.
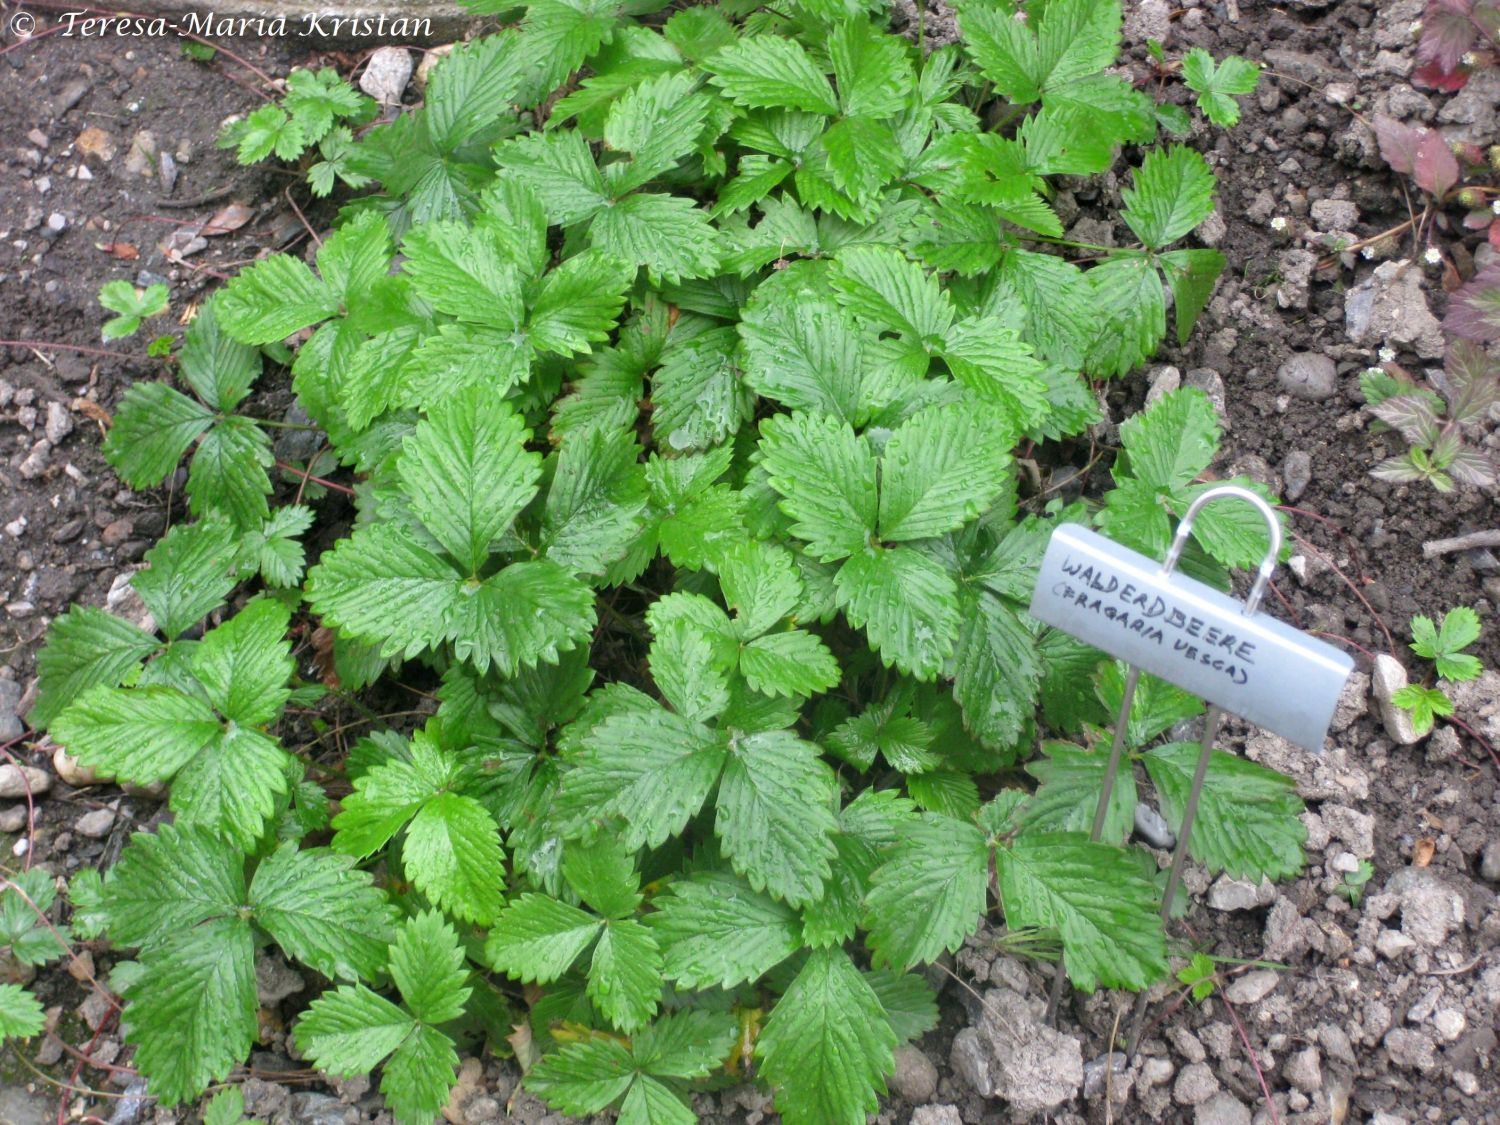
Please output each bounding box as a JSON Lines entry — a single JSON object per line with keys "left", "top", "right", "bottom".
{"left": 1029, "top": 485, "right": 1354, "bottom": 1036}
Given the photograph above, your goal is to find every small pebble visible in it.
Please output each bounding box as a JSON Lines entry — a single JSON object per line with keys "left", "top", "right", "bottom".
{"left": 75, "top": 807, "right": 116, "bottom": 838}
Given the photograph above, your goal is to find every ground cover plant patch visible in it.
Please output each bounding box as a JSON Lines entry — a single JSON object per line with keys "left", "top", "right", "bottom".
{"left": 0, "top": 2, "right": 1327, "bottom": 1122}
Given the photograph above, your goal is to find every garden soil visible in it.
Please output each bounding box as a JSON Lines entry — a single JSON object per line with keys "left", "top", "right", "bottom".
{"left": 1, "top": 2, "right": 1497, "bottom": 1124}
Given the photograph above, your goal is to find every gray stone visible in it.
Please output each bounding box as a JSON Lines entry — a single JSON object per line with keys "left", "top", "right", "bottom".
{"left": 1276, "top": 353, "right": 1338, "bottom": 400}
{"left": 0, "top": 805, "right": 26, "bottom": 833}
{"left": 891, "top": 1045, "right": 938, "bottom": 1103}
{"left": 1281, "top": 450, "right": 1312, "bottom": 501}
{"left": 1196, "top": 210, "right": 1226, "bottom": 248}
{"left": 1371, "top": 655, "right": 1422, "bottom": 745}
{"left": 1275, "top": 248, "right": 1317, "bottom": 310}
{"left": 1431, "top": 1008, "right": 1466, "bottom": 1041}
{"left": 0, "top": 678, "right": 22, "bottom": 740}
{"left": 1123, "top": 0, "right": 1171, "bottom": 43}
{"left": 1386, "top": 867, "right": 1465, "bottom": 948}
{"left": 1481, "top": 838, "right": 1500, "bottom": 883}
{"left": 1173, "top": 1062, "right": 1219, "bottom": 1106}
{"left": 1323, "top": 804, "right": 1375, "bottom": 859}
{"left": 1194, "top": 1092, "right": 1252, "bottom": 1125}
{"left": 52, "top": 747, "right": 98, "bottom": 788}
{"left": 277, "top": 1092, "right": 348, "bottom": 1125}
{"left": 1375, "top": 928, "right": 1416, "bottom": 959}
{"left": 1311, "top": 198, "right": 1359, "bottom": 231}
{"left": 359, "top": 46, "right": 413, "bottom": 106}
{"left": 1208, "top": 875, "right": 1274, "bottom": 911}
{"left": 973, "top": 987, "right": 1084, "bottom": 1115}
{"left": 1224, "top": 970, "right": 1281, "bottom": 1005}
{"left": 1331, "top": 671, "right": 1370, "bottom": 732}
{"left": 1344, "top": 261, "right": 1446, "bottom": 359}
{"left": 1081, "top": 1052, "right": 1127, "bottom": 1099}
{"left": 909, "top": 1108, "right": 962, "bottom": 1125}
{"left": 107, "top": 1080, "right": 150, "bottom": 1125}
{"left": 1184, "top": 368, "right": 1228, "bottom": 428}
{"left": 1133, "top": 803, "right": 1175, "bottom": 848}
{"left": 44, "top": 401, "right": 74, "bottom": 446}
{"left": 1436, "top": 67, "right": 1500, "bottom": 141}
{"left": 1145, "top": 365, "right": 1181, "bottom": 407}
{"left": 1283, "top": 1046, "right": 1322, "bottom": 1092}
{"left": 950, "top": 1028, "right": 993, "bottom": 1097}
{"left": 74, "top": 808, "right": 115, "bottom": 838}
{"left": 255, "top": 952, "right": 305, "bottom": 1007}
{"left": 1383, "top": 1027, "right": 1438, "bottom": 1071}
{"left": 0, "top": 764, "right": 51, "bottom": 800}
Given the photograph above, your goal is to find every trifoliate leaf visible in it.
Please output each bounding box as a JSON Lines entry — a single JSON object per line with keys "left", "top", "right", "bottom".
{"left": 647, "top": 870, "right": 801, "bottom": 989}
{"left": 829, "top": 17, "right": 912, "bottom": 118}
{"left": 1144, "top": 743, "right": 1306, "bottom": 881}
{"left": 758, "top": 412, "right": 877, "bottom": 562}
{"left": 540, "top": 425, "right": 648, "bottom": 577}
{"left": 740, "top": 630, "right": 841, "bottom": 698}
{"left": 102, "top": 382, "right": 214, "bottom": 488}
{"left": 493, "top": 130, "right": 610, "bottom": 226}
{"left": 991, "top": 247, "right": 1094, "bottom": 368}
{"left": 586, "top": 918, "right": 662, "bottom": 1032}
{"left": 1180, "top": 48, "right": 1260, "bottom": 128}
{"left": 294, "top": 984, "right": 415, "bottom": 1078}
{"left": 603, "top": 71, "right": 712, "bottom": 193}
{"left": 865, "top": 813, "right": 988, "bottom": 967}
{"left": 835, "top": 546, "right": 959, "bottom": 681}
{"left": 248, "top": 843, "right": 397, "bottom": 982}
{"left": 717, "top": 729, "right": 838, "bottom": 907}
{"left": 996, "top": 831, "right": 1167, "bottom": 991}
{"left": 877, "top": 403, "right": 1012, "bottom": 541}
{"left": 382, "top": 1023, "right": 462, "bottom": 1125}
{"left": 952, "top": 589, "right": 1040, "bottom": 751}
{"left": 705, "top": 37, "right": 837, "bottom": 114}
{"left": 831, "top": 245, "right": 954, "bottom": 342}
{"left": 131, "top": 520, "right": 238, "bottom": 640}
{"left": 1020, "top": 741, "right": 1136, "bottom": 843}
{"left": 589, "top": 193, "right": 721, "bottom": 285}
{"left": 186, "top": 415, "right": 274, "bottom": 529}
{"left": 390, "top": 909, "right": 472, "bottom": 1025}
{"left": 98, "top": 280, "right": 169, "bottom": 340}
{"left": 959, "top": 0, "right": 1120, "bottom": 105}
{"left": 29, "top": 606, "right": 160, "bottom": 730}
{"left": 528, "top": 250, "right": 634, "bottom": 356}
{"left": 1083, "top": 254, "right": 1165, "bottom": 378}
{"left": 520, "top": 0, "right": 622, "bottom": 102}
{"left": 650, "top": 620, "right": 731, "bottom": 723}
{"left": 403, "top": 791, "right": 507, "bottom": 925}
{"left": 448, "top": 560, "right": 598, "bottom": 676}
{"left": 239, "top": 504, "right": 315, "bottom": 588}
{"left": 217, "top": 254, "right": 337, "bottom": 344}
{"left": 486, "top": 894, "right": 602, "bottom": 983}
{"left": 1412, "top": 607, "right": 1483, "bottom": 682}
{"left": 1121, "top": 145, "right": 1216, "bottom": 250}
{"left": 124, "top": 916, "right": 256, "bottom": 1105}
{"left": 0, "top": 870, "right": 66, "bottom": 967}
{"left": 400, "top": 220, "right": 525, "bottom": 327}
{"left": 398, "top": 385, "right": 541, "bottom": 575}
{"left": 739, "top": 294, "right": 865, "bottom": 423}
{"left": 190, "top": 597, "right": 292, "bottom": 727}
{"left": 201, "top": 1087, "right": 247, "bottom": 1125}
{"left": 170, "top": 725, "right": 291, "bottom": 850}
{"left": 0, "top": 984, "right": 46, "bottom": 1042}
{"left": 821, "top": 116, "right": 904, "bottom": 201}
{"left": 756, "top": 947, "right": 897, "bottom": 1125}
{"left": 284, "top": 67, "right": 369, "bottom": 142}
{"left": 561, "top": 708, "right": 728, "bottom": 850}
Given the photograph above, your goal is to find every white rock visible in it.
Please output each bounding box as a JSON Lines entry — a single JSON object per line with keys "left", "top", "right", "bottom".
{"left": 52, "top": 747, "right": 98, "bottom": 787}
{"left": 1223, "top": 970, "right": 1280, "bottom": 1005}
{"left": 44, "top": 401, "right": 73, "bottom": 445}
{"left": 1371, "top": 655, "right": 1422, "bottom": 745}
{"left": 0, "top": 764, "right": 51, "bottom": 800}
{"left": 359, "top": 47, "right": 414, "bottom": 106}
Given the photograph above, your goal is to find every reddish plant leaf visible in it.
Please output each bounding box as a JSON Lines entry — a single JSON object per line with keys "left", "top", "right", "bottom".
{"left": 1444, "top": 338, "right": 1500, "bottom": 424}
{"left": 1462, "top": 209, "right": 1493, "bottom": 229}
{"left": 1413, "top": 130, "right": 1461, "bottom": 197}
{"left": 1490, "top": 218, "right": 1500, "bottom": 249}
{"left": 1412, "top": 60, "right": 1471, "bottom": 90}
{"left": 1474, "top": 0, "right": 1500, "bottom": 38}
{"left": 1373, "top": 114, "right": 1424, "bottom": 174}
{"left": 1418, "top": 0, "right": 1478, "bottom": 70}
{"left": 1445, "top": 263, "right": 1500, "bottom": 341}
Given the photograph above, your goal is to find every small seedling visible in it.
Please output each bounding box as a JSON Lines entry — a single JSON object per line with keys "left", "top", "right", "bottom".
{"left": 98, "top": 280, "right": 168, "bottom": 340}
{"left": 1177, "top": 951, "right": 1219, "bottom": 1001}
{"left": 1361, "top": 342, "right": 1500, "bottom": 491}
{"left": 1391, "top": 608, "right": 1484, "bottom": 734}
{"left": 1336, "top": 859, "right": 1376, "bottom": 906}
{"left": 1180, "top": 47, "right": 1261, "bottom": 128}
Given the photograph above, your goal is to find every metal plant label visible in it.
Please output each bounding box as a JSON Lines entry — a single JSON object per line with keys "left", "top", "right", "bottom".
{"left": 1029, "top": 523, "right": 1353, "bottom": 752}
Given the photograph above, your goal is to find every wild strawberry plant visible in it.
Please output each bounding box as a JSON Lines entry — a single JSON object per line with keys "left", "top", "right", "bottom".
{"left": 24, "top": 2, "right": 1309, "bottom": 1121}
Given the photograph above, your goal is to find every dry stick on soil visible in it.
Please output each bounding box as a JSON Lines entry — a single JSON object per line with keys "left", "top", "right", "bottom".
{"left": 0, "top": 340, "right": 135, "bottom": 361}
{"left": 1422, "top": 529, "right": 1500, "bottom": 557}
{"left": 1287, "top": 528, "right": 1398, "bottom": 655}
